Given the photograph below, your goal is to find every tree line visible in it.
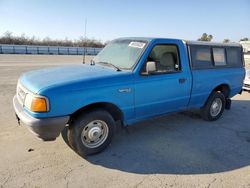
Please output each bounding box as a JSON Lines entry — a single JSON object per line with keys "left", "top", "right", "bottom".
{"left": 198, "top": 33, "right": 249, "bottom": 43}
{"left": 0, "top": 31, "right": 105, "bottom": 48}
{"left": 0, "top": 31, "right": 249, "bottom": 46}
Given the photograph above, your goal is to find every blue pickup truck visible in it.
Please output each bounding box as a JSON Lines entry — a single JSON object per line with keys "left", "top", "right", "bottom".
{"left": 13, "top": 38, "right": 245, "bottom": 156}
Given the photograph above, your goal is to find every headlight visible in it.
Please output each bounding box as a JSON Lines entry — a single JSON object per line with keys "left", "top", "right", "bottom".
{"left": 24, "top": 94, "right": 49, "bottom": 112}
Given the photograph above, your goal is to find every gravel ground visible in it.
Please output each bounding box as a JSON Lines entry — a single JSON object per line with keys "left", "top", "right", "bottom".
{"left": 0, "top": 54, "right": 250, "bottom": 188}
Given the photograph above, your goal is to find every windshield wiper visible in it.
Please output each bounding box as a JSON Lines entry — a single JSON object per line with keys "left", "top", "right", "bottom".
{"left": 96, "top": 61, "right": 121, "bottom": 71}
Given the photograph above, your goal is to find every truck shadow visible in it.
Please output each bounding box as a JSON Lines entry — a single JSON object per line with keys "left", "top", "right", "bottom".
{"left": 62, "top": 98, "right": 250, "bottom": 174}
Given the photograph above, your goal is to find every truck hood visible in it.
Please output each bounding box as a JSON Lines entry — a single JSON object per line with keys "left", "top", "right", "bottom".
{"left": 20, "top": 64, "right": 126, "bottom": 93}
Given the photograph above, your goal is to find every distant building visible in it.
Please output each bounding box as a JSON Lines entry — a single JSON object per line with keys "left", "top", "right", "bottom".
{"left": 240, "top": 41, "right": 250, "bottom": 54}
{"left": 240, "top": 41, "right": 250, "bottom": 69}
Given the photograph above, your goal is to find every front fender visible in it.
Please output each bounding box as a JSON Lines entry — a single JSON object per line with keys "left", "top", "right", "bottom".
{"left": 41, "top": 84, "right": 135, "bottom": 122}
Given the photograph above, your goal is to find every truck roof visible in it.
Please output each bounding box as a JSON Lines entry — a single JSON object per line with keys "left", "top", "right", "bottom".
{"left": 116, "top": 37, "right": 242, "bottom": 47}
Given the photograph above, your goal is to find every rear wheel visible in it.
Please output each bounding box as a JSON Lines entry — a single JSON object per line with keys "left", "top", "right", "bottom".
{"left": 67, "top": 110, "right": 115, "bottom": 157}
{"left": 201, "top": 91, "right": 226, "bottom": 121}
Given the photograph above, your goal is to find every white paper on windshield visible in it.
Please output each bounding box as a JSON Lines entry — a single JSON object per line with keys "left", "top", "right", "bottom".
{"left": 128, "top": 41, "right": 146, "bottom": 49}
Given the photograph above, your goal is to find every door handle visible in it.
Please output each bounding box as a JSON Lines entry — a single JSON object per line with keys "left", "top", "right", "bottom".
{"left": 179, "top": 78, "right": 186, "bottom": 84}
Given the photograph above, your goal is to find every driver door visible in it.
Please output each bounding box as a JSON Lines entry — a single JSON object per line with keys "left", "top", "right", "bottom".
{"left": 134, "top": 43, "right": 191, "bottom": 120}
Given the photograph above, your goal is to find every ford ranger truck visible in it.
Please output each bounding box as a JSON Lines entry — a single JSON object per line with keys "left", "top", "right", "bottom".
{"left": 13, "top": 38, "right": 245, "bottom": 156}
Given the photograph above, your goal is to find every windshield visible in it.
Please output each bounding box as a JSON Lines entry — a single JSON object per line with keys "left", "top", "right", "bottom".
{"left": 93, "top": 39, "right": 147, "bottom": 70}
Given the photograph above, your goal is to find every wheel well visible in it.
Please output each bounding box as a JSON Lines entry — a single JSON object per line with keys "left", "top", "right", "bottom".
{"left": 71, "top": 102, "right": 123, "bottom": 123}
{"left": 213, "top": 84, "right": 230, "bottom": 98}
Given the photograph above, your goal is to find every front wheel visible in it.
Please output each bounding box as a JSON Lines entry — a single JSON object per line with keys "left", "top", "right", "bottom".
{"left": 201, "top": 91, "right": 226, "bottom": 121}
{"left": 67, "top": 110, "right": 115, "bottom": 157}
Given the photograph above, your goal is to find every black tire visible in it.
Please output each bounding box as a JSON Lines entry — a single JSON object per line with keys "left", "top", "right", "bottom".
{"left": 67, "top": 110, "right": 115, "bottom": 157}
{"left": 61, "top": 126, "right": 75, "bottom": 150}
{"left": 201, "top": 91, "right": 226, "bottom": 121}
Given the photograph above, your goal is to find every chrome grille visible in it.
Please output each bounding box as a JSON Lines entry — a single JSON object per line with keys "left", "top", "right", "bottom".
{"left": 17, "top": 85, "right": 26, "bottom": 105}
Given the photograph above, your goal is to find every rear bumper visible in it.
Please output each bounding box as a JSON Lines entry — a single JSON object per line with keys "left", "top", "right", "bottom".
{"left": 13, "top": 95, "right": 69, "bottom": 141}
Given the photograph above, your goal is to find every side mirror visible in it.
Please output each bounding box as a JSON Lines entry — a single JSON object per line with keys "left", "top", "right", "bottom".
{"left": 146, "top": 61, "right": 156, "bottom": 74}
{"left": 90, "top": 59, "right": 95, "bottom": 65}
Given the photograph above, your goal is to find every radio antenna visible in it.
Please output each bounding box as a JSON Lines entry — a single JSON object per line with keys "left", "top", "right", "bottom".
{"left": 83, "top": 18, "right": 87, "bottom": 64}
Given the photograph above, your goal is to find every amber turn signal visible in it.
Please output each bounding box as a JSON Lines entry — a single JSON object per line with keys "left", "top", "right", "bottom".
{"left": 30, "top": 97, "right": 47, "bottom": 112}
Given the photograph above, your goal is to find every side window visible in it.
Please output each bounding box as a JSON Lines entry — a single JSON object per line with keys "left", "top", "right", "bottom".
{"left": 142, "top": 44, "right": 180, "bottom": 74}
{"left": 213, "top": 48, "right": 226, "bottom": 66}
{"left": 190, "top": 45, "right": 243, "bottom": 69}
{"left": 190, "top": 46, "right": 213, "bottom": 69}
{"left": 226, "top": 47, "right": 243, "bottom": 67}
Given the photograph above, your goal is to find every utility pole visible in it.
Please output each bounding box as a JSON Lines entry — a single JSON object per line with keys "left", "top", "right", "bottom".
{"left": 83, "top": 18, "right": 87, "bottom": 64}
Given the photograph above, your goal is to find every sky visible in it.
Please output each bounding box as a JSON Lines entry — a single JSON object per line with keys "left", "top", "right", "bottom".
{"left": 0, "top": 0, "right": 250, "bottom": 43}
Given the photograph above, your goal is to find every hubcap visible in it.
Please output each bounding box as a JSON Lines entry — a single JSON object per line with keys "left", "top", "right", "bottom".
{"left": 210, "top": 98, "right": 222, "bottom": 117}
{"left": 81, "top": 120, "right": 109, "bottom": 148}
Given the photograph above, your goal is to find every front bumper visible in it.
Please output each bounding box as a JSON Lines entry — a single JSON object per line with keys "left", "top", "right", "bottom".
{"left": 13, "top": 95, "right": 69, "bottom": 141}
{"left": 243, "top": 81, "right": 250, "bottom": 91}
